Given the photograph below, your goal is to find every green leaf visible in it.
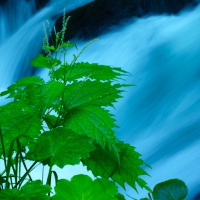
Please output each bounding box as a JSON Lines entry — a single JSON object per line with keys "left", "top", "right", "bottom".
{"left": 0, "top": 180, "right": 51, "bottom": 200}
{"left": 52, "top": 174, "right": 118, "bottom": 200}
{"left": 152, "top": 179, "right": 188, "bottom": 200}
{"left": 61, "top": 42, "right": 78, "bottom": 50}
{"left": 144, "top": 162, "right": 152, "bottom": 169}
{"left": 0, "top": 176, "right": 6, "bottom": 184}
{"left": 26, "top": 80, "right": 65, "bottom": 110}
{"left": 63, "top": 105, "right": 117, "bottom": 149}
{"left": 43, "top": 114, "right": 62, "bottom": 129}
{"left": 0, "top": 101, "right": 42, "bottom": 155}
{"left": 31, "top": 54, "right": 61, "bottom": 69}
{"left": 0, "top": 76, "right": 44, "bottom": 100}
{"left": 82, "top": 142, "right": 150, "bottom": 192}
{"left": 115, "top": 193, "right": 126, "bottom": 200}
{"left": 41, "top": 80, "right": 65, "bottom": 109}
{"left": 62, "top": 80, "right": 125, "bottom": 109}
{"left": 15, "top": 76, "right": 45, "bottom": 86}
{"left": 41, "top": 45, "right": 56, "bottom": 51}
{"left": 0, "top": 188, "right": 21, "bottom": 200}
{"left": 26, "top": 128, "right": 95, "bottom": 168}
{"left": 49, "top": 62, "right": 129, "bottom": 82}
{"left": 138, "top": 178, "right": 153, "bottom": 192}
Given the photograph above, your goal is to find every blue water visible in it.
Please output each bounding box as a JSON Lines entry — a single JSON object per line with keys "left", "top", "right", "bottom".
{"left": 0, "top": 0, "right": 37, "bottom": 45}
{"left": 1, "top": 0, "right": 200, "bottom": 199}
{"left": 65, "top": 7, "right": 200, "bottom": 198}
{"left": 0, "top": 0, "right": 93, "bottom": 90}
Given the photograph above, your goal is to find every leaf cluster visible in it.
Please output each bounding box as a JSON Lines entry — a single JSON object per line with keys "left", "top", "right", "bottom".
{"left": 0, "top": 10, "right": 189, "bottom": 200}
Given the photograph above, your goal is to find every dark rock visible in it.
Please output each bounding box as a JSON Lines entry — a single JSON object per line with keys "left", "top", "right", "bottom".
{"left": 54, "top": 0, "right": 198, "bottom": 41}
{"left": 193, "top": 193, "right": 200, "bottom": 200}
{"left": 0, "top": 0, "right": 7, "bottom": 6}
{"left": 31, "top": 0, "right": 50, "bottom": 10}
{"left": 0, "top": 0, "right": 49, "bottom": 10}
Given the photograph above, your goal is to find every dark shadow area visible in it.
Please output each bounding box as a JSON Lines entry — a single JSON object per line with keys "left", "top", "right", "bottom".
{"left": 33, "top": 0, "right": 50, "bottom": 10}
{"left": 0, "top": 0, "right": 50, "bottom": 10}
{"left": 54, "top": 0, "right": 198, "bottom": 41}
{"left": 193, "top": 193, "right": 200, "bottom": 200}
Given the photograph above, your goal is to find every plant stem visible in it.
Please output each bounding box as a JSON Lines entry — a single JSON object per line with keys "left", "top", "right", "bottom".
{"left": 46, "top": 165, "right": 53, "bottom": 196}
{"left": 20, "top": 153, "right": 32, "bottom": 182}
{"left": 13, "top": 155, "right": 18, "bottom": 186}
{"left": 42, "top": 165, "right": 44, "bottom": 183}
{"left": 46, "top": 165, "right": 53, "bottom": 186}
{"left": 15, "top": 139, "right": 21, "bottom": 186}
{"left": 0, "top": 169, "right": 6, "bottom": 176}
{"left": 14, "top": 161, "right": 38, "bottom": 188}
{"left": 148, "top": 193, "right": 153, "bottom": 200}
{"left": 0, "top": 127, "right": 7, "bottom": 170}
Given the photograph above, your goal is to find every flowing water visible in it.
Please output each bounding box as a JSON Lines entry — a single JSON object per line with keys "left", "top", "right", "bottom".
{"left": 0, "top": 0, "right": 93, "bottom": 90}
{"left": 1, "top": 0, "right": 200, "bottom": 199}
{"left": 0, "top": 0, "right": 37, "bottom": 44}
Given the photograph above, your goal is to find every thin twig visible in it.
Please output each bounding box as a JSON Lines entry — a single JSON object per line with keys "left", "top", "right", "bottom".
{"left": 148, "top": 193, "right": 153, "bottom": 200}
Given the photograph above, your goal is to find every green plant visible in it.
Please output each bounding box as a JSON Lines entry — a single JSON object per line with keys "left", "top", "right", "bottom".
{"left": 0, "top": 10, "right": 188, "bottom": 200}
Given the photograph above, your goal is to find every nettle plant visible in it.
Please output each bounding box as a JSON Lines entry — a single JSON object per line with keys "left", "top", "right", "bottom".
{"left": 0, "top": 11, "right": 188, "bottom": 200}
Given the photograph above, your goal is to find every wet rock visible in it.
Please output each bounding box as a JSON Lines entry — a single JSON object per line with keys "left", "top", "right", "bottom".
{"left": 54, "top": 0, "right": 198, "bottom": 41}
{"left": 33, "top": 0, "right": 50, "bottom": 10}
{"left": 0, "top": 0, "right": 50, "bottom": 10}
{"left": 193, "top": 192, "right": 200, "bottom": 200}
